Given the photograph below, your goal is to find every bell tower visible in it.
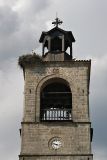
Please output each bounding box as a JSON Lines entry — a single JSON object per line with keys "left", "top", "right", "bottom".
{"left": 39, "top": 17, "right": 75, "bottom": 60}
{"left": 19, "top": 17, "right": 93, "bottom": 160}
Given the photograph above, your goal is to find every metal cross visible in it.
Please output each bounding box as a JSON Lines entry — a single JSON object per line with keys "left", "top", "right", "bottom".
{"left": 52, "top": 17, "right": 63, "bottom": 27}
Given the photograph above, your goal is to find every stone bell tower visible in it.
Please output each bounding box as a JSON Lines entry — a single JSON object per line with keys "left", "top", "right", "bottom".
{"left": 18, "top": 17, "right": 93, "bottom": 160}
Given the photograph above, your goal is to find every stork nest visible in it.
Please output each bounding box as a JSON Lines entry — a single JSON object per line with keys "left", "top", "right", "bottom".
{"left": 18, "top": 53, "right": 42, "bottom": 68}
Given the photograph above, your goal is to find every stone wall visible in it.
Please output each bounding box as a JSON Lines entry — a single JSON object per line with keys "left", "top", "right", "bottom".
{"left": 19, "top": 155, "right": 93, "bottom": 160}
{"left": 19, "top": 60, "right": 92, "bottom": 159}
{"left": 20, "top": 123, "right": 91, "bottom": 155}
{"left": 23, "top": 61, "right": 90, "bottom": 123}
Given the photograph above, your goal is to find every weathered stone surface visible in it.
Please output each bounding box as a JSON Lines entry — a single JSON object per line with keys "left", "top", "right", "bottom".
{"left": 19, "top": 155, "right": 93, "bottom": 160}
{"left": 20, "top": 123, "right": 91, "bottom": 155}
{"left": 23, "top": 61, "right": 90, "bottom": 123}
{"left": 19, "top": 60, "right": 93, "bottom": 160}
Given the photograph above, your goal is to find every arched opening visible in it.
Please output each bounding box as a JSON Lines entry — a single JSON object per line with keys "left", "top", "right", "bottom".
{"left": 40, "top": 80, "right": 72, "bottom": 121}
{"left": 43, "top": 39, "right": 49, "bottom": 55}
{"left": 51, "top": 37, "right": 62, "bottom": 52}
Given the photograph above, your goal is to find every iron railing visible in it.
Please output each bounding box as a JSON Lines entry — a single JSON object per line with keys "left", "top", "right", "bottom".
{"left": 40, "top": 108, "right": 72, "bottom": 121}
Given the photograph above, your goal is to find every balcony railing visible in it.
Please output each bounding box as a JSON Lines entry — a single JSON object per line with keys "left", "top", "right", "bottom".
{"left": 40, "top": 108, "right": 72, "bottom": 121}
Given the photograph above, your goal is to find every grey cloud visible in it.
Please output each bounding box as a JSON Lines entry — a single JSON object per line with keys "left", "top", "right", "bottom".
{"left": 0, "top": 60, "right": 23, "bottom": 160}
{"left": 0, "top": 0, "right": 18, "bottom": 7}
{"left": 93, "top": 147, "right": 107, "bottom": 160}
{"left": 0, "top": 6, "right": 20, "bottom": 37}
{"left": 0, "top": 0, "right": 50, "bottom": 62}
{"left": 0, "top": 27, "right": 40, "bottom": 60}
{"left": 90, "top": 59, "right": 107, "bottom": 150}
{"left": 0, "top": 116, "right": 20, "bottom": 159}
{"left": 25, "top": 0, "right": 50, "bottom": 13}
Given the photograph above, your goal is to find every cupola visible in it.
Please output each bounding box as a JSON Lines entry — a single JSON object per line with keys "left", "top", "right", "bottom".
{"left": 39, "top": 17, "right": 75, "bottom": 61}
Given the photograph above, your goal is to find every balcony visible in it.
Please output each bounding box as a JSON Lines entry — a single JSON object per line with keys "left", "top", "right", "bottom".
{"left": 40, "top": 108, "right": 72, "bottom": 121}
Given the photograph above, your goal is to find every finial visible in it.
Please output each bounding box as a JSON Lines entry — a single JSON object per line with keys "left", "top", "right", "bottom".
{"left": 56, "top": 12, "right": 58, "bottom": 19}
{"left": 52, "top": 15, "right": 63, "bottom": 27}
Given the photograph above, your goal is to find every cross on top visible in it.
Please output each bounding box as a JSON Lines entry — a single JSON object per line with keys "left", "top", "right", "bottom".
{"left": 52, "top": 17, "right": 63, "bottom": 27}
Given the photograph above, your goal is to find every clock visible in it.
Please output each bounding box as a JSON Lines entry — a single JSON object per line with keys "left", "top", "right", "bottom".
{"left": 49, "top": 137, "right": 62, "bottom": 150}
{"left": 52, "top": 139, "right": 62, "bottom": 149}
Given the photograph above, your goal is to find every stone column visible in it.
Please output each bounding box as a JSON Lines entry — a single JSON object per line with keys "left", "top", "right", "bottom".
{"left": 62, "top": 35, "right": 65, "bottom": 52}
{"left": 48, "top": 37, "right": 51, "bottom": 52}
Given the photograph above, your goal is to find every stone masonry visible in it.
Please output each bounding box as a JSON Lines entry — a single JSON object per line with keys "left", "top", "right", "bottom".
{"left": 19, "top": 60, "right": 93, "bottom": 160}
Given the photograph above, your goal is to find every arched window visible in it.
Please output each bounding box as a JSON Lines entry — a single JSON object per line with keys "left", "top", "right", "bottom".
{"left": 40, "top": 80, "right": 72, "bottom": 121}
{"left": 51, "top": 37, "right": 62, "bottom": 52}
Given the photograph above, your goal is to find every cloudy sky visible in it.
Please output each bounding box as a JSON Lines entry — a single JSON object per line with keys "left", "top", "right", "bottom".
{"left": 0, "top": 0, "right": 107, "bottom": 160}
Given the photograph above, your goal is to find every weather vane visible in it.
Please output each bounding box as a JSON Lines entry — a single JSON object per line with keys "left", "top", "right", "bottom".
{"left": 52, "top": 14, "right": 63, "bottom": 27}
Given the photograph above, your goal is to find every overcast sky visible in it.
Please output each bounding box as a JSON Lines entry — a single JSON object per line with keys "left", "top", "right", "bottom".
{"left": 0, "top": 0, "right": 107, "bottom": 160}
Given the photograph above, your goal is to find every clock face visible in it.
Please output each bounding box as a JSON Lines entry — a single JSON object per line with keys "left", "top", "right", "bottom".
{"left": 49, "top": 137, "right": 62, "bottom": 150}
{"left": 52, "top": 139, "right": 62, "bottom": 149}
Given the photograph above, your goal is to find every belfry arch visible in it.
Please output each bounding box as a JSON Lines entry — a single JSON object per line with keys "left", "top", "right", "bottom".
{"left": 40, "top": 78, "right": 72, "bottom": 121}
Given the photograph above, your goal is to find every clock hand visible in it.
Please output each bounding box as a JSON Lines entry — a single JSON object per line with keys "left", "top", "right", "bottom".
{"left": 53, "top": 142, "right": 58, "bottom": 145}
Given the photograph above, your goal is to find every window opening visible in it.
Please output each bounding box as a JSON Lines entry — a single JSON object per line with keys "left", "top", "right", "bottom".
{"left": 51, "top": 37, "right": 62, "bottom": 52}
{"left": 40, "top": 82, "right": 72, "bottom": 121}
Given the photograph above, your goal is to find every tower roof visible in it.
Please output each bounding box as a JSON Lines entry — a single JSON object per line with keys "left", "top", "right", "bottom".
{"left": 39, "top": 26, "right": 75, "bottom": 43}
